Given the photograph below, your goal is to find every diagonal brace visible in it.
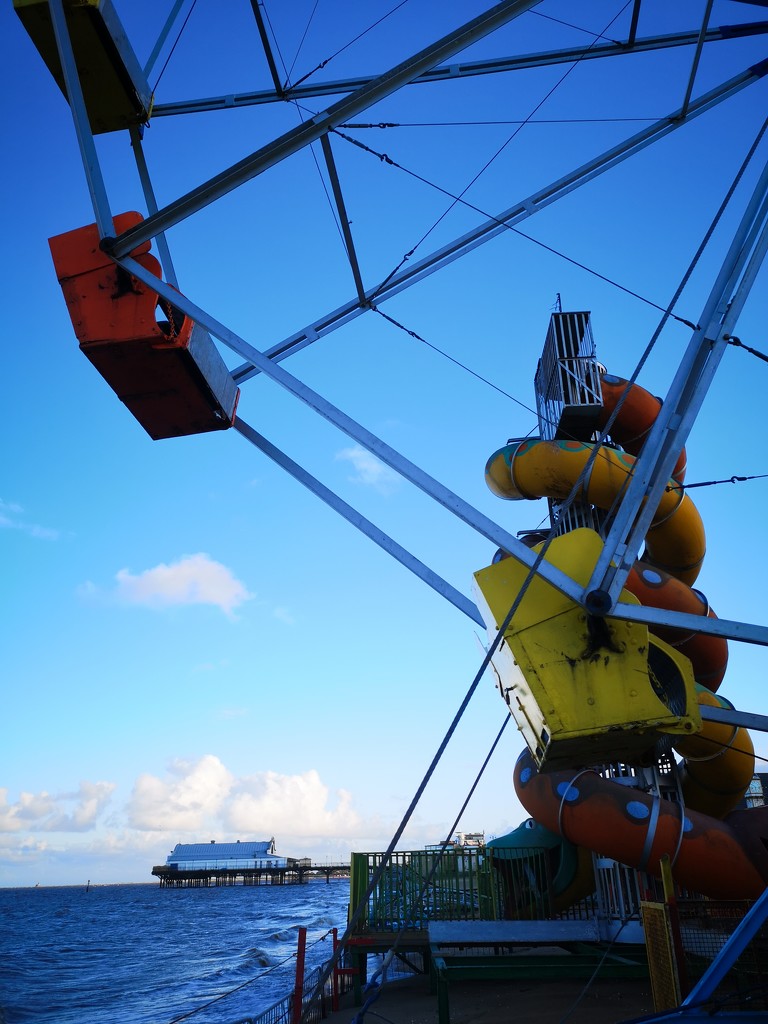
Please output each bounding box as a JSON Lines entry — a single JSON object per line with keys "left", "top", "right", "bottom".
{"left": 114, "top": 250, "right": 585, "bottom": 605}
{"left": 235, "top": 417, "right": 485, "bottom": 626}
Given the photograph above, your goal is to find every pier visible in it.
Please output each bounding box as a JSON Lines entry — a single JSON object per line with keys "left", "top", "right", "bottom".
{"left": 151, "top": 861, "right": 350, "bottom": 888}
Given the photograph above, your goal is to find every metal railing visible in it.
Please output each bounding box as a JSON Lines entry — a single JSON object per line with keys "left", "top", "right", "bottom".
{"left": 534, "top": 311, "right": 602, "bottom": 442}
{"left": 348, "top": 842, "right": 663, "bottom": 939}
{"left": 244, "top": 991, "right": 293, "bottom": 1024}
{"left": 348, "top": 846, "right": 591, "bottom": 931}
{"left": 240, "top": 944, "right": 357, "bottom": 1024}
{"left": 349, "top": 848, "right": 502, "bottom": 931}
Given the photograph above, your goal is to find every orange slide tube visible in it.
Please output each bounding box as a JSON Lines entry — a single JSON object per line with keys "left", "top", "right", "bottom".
{"left": 514, "top": 748, "right": 768, "bottom": 900}
{"left": 597, "top": 372, "right": 687, "bottom": 485}
{"left": 675, "top": 686, "right": 755, "bottom": 820}
{"left": 624, "top": 563, "right": 727, "bottom": 691}
{"left": 488, "top": 367, "right": 760, "bottom": 896}
{"left": 623, "top": 563, "right": 752, "bottom": 820}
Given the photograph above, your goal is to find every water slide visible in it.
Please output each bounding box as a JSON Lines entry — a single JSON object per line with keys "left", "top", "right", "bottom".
{"left": 482, "top": 372, "right": 768, "bottom": 901}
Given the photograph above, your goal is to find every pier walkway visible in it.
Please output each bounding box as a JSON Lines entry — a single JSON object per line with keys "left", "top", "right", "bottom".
{"left": 151, "top": 861, "right": 349, "bottom": 887}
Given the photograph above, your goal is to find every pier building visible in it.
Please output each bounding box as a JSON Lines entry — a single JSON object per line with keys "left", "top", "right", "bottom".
{"left": 151, "top": 838, "right": 349, "bottom": 887}
{"left": 165, "top": 838, "right": 284, "bottom": 871}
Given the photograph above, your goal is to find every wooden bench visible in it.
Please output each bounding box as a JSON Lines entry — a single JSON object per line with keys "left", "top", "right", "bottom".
{"left": 428, "top": 920, "right": 646, "bottom": 1024}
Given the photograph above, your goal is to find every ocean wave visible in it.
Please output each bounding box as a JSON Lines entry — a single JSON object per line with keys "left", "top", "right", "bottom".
{"left": 242, "top": 948, "right": 274, "bottom": 969}
{"left": 0, "top": 883, "right": 350, "bottom": 1024}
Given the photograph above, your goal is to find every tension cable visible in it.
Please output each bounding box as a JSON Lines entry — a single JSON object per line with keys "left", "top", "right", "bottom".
{"left": 726, "top": 335, "right": 768, "bottom": 365}
{"left": 151, "top": 0, "right": 199, "bottom": 95}
{"left": 334, "top": 126, "right": 696, "bottom": 329}
{"left": 667, "top": 473, "right": 768, "bottom": 492}
{"left": 366, "top": 2, "right": 633, "bottom": 305}
{"left": 339, "top": 117, "right": 661, "bottom": 129}
{"left": 289, "top": 0, "right": 409, "bottom": 90}
{"left": 370, "top": 305, "right": 540, "bottom": 417}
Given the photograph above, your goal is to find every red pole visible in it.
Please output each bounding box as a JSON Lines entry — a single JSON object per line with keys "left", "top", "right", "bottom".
{"left": 291, "top": 926, "right": 307, "bottom": 1024}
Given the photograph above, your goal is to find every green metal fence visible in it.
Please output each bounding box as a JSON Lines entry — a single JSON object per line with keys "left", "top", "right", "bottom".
{"left": 349, "top": 847, "right": 555, "bottom": 932}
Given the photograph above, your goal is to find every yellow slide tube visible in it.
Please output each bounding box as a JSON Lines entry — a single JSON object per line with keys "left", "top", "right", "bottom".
{"left": 674, "top": 686, "right": 756, "bottom": 819}
{"left": 485, "top": 438, "right": 705, "bottom": 585}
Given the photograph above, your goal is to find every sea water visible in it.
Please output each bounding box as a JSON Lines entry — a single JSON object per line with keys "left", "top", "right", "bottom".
{"left": 0, "top": 879, "right": 351, "bottom": 1024}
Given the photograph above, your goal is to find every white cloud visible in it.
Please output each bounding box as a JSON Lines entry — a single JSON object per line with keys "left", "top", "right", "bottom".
{"left": 0, "top": 499, "right": 23, "bottom": 516}
{"left": 273, "top": 606, "right": 295, "bottom": 625}
{"left": 335, "top": 446, "right": 399, "bottom": 493}
{"left": 0, "top": 759, "right": 441, "bottom": 884}
{"left": 127, "top": 757, "right": 367, "bottom": 840}
{"left": 224, "top": 770, "right": 361, "bottom": 837}
{"left": 0, "top": 498, "right": 59, "bottom": 540}
{"left": 0, "top": 781, "right": 115, "bottom": 833}
{"left": 0, "top": 838, "right": 49, "bottom": 859}
{"left": 128, "top": 755, "right": 234, "bottom": 831}
{"left": 113, "top": 553, "right": 252, "bottom": 615}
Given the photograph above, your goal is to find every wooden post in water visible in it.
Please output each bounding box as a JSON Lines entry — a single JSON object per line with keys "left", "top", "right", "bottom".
{"left": 291, "top": 925, "right": 307, "bottom": 1024}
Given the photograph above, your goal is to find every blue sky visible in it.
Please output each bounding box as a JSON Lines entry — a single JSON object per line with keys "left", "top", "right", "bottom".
{"left": 2, "top": 1, "right": 768, "bottom": 886}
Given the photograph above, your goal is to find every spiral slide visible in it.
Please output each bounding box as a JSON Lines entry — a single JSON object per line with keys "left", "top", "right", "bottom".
{"left": 483, "top": 372, "right": 768, "bottom": 901}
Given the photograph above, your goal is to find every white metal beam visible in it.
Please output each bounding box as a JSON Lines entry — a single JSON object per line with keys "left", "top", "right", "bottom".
{"left": 609, "top": 600, "right": 768, "bottom": 647}
{"left": 148, "top": 25, "right": 768, "bottom": 118}
{"left": 231, "top": 63, "right": 767, "bottom": 384}
{"left": 108, "top": 0, "right": 543, "bottom": 255}
{"left": 48, "top": 0, "right": 114, "bottom": 236}
{"left": 320, "top": 134, "right": 367, "bottom": 305}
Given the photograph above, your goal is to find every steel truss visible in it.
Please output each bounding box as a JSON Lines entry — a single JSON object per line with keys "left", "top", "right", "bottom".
{"left": 44, "top": 1, "right": 768, "bottom": 722}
